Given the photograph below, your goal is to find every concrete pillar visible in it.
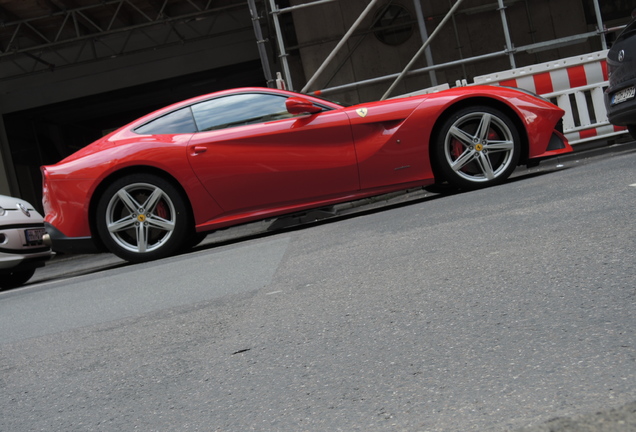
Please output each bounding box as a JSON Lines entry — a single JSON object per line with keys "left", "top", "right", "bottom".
{"left": 0, "top": 116, "right": 16, "bottom": 196}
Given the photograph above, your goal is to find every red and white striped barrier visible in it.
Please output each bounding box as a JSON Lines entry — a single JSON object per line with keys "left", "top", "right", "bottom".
{"left": 473, "top": 50, "right": 627, "bottom": 145}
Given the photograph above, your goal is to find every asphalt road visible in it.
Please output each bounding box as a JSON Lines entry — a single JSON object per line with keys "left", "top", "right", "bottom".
{"left": 1, "top": 142, "right": 635, "bottom": 431}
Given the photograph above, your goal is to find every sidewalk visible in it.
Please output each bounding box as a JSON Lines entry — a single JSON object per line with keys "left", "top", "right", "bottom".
{"left": 26, "top": 139, "right": 636, "bottom": 430}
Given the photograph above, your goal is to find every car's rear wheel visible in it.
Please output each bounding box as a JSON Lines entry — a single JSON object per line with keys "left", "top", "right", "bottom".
{"left": 96, "top": 174, "right": 192, "bottom": 263}
{"left": 0, "top": 269, "right": 36, "bottom": 289}
{"left": 433, "top": 106, "right": 521, "bottom": 189}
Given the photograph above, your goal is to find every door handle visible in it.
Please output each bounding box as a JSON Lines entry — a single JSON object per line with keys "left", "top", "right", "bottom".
{"left": 191, "top": 145, "right": 207, "bottom": 155}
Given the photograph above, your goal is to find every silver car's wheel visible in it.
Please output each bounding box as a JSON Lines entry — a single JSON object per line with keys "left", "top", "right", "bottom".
{"left": 0, "top": 269, "right": 36, "bottom": 289}
{"left": 434, "top": 106, "right": 521, "bottom": 189}
{"left": 96, "top": 174, "right": 191, "bottom": 262}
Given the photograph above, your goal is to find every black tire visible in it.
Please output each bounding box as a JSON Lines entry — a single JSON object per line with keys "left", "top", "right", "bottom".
{"left": 628, "top": 125, "right": 636, "bottom": 141}
{"left": 0, "top": 268, "right": 36, "bottom": 289}
{"left": 95, "top": 174, "right": 193, "bottom": 263}
{"left": 432, "top": 106, "right": 521, "bottom": 190}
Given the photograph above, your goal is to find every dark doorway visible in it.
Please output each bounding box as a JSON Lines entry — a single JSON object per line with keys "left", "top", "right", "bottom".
{"left": 4, "top": 60, "right": 265, "bottom": 210}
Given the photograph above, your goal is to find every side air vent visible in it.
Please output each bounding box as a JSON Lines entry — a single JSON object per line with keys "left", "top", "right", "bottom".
{"left": 547, "top": 131, "right": 567, "bottom": 151}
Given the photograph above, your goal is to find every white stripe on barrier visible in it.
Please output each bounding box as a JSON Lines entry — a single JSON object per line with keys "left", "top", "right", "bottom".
{"left": 550, "top": 68, "right": 570, "bottom": 92}
{"left": 585, "top": 61, "right": 605, "bottom": 84}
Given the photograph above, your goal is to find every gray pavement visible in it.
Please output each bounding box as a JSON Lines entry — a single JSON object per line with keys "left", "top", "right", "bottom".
{"left": 18, "top": 138, "right": 636, "bottom": 431}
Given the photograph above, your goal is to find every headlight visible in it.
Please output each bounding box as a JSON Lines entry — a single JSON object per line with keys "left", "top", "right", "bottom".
{"left": 0, "top": 206, "right": 5, "bottom": 216}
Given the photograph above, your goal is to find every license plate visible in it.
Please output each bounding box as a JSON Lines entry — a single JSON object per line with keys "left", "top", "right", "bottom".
{"left": 612, "top": 86, "right": 635, "bottom": 105}
{"left": 25, "top": 228, "right": 46, "bottom": 244}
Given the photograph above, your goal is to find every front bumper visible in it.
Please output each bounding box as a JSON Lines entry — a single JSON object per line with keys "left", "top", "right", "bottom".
{"left": 606, "top": 91, "right": 636, "bottom": 126}
{"left": 0, "top": 225, "right": 53, "bottom": 270}
{"left": 530, "top": 129, "right": 572, "bottom": 161}
{"left": 0, "top": 251, "right": 52, "bottom": 272}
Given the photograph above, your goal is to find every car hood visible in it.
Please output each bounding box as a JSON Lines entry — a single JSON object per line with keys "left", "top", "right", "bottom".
{"left": 0, "top": 194, "right": 38, "bottom": 212}
{"left": 0, "top": 195, "right": 45, "bottom": 224}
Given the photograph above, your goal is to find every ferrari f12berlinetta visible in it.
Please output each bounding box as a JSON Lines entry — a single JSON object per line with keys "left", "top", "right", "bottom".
{"left": 42, "top": 86, "right": 571, "bottom": 262}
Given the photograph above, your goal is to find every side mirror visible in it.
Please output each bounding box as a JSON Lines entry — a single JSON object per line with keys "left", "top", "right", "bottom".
{"left": 286, "top": 96, "right": 322, "bottom": 115}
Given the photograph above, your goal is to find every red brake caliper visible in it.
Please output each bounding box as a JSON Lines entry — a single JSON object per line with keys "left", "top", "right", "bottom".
{"left": 451, "top": 138, "right": 463, "bottom": 160}
{"left": 155, "top": 201, "right": 168, "bottom": 220}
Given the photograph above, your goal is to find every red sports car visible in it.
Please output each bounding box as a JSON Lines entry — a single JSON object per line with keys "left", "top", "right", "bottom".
{"left": 42, "top": 86, "right": 571, "bottom": 262}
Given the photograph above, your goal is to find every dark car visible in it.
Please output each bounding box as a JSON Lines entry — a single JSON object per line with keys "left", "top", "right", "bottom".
{"left": 606, "top": 9, "right": 636, "bottom": 139}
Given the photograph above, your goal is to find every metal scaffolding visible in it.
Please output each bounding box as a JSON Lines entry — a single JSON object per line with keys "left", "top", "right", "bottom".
{"left": 0, "top": 0, "right": 620, "bottom": 92}
{"left": 267, "top": 0, "right": 617, "bottom": 98}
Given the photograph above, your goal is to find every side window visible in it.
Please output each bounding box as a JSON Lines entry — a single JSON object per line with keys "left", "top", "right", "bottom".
{"left": 135, "top": 107, "right": 197, "bottom": 135}
{"left": 191, "top": 93, "right": 301, "bottom": 132}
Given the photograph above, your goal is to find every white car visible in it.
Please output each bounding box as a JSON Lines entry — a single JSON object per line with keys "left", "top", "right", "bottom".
{"left": 0, "top": 194, "right": 53, "bottom": 289}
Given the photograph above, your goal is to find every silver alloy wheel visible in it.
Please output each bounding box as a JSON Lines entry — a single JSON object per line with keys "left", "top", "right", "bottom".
{"left": 105, "top": 182, "right": 177, "bottom": 253}
{"left": 444, "top": 111, "right": 516, "bottom": 183}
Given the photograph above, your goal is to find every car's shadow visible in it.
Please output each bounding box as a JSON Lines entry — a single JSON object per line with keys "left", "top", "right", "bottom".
{"left": 191, "top": 164, "right": 571, "bottom": 253}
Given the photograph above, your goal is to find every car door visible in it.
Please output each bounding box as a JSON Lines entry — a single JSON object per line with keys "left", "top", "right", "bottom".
{"left": 186, "top": 92, "right": 359, "bottom": 214}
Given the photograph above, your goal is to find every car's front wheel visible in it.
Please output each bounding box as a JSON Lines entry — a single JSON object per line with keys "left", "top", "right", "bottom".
{"left": 96, "top": 174, "right": 192, "bottom": 263}
{"left": 433, "top": 106, "right": 521, "bottom": 189}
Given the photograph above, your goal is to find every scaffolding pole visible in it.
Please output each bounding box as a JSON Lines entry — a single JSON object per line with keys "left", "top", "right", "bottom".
{"left": 497, "top": 0, "right": 516, "bottom": 69}
{"left": 381, "top": 0, "right": 465, "bottom": 100}
{"left": 413, "top": 0, "right": 438, "bottom": 86}
{"left": 269, "top": 0, "right": 294, "bottom": 91}
{"left": 317, "top": 50, "right": 505, "bottom": 96}
{"left": 248, "top": 0, "right": 274, "bottom": 87}
{"left": 301, "top": 0, "right": 381, "bottom": 94}
{"left": 592, "top": 0, "right": 608, "bottom": 50}
{"left": 269, "top": 0, "right": 342, "bottom": 91}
